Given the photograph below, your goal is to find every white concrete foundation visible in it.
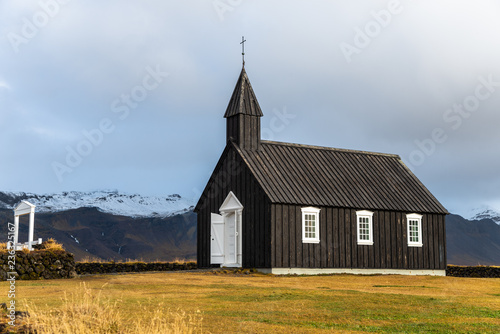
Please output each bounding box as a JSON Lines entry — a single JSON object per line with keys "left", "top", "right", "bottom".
{"left": 258, "top": 268, "right": 446, "bottom": 276}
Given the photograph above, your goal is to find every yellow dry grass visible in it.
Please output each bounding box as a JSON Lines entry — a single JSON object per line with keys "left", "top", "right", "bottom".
{"left": 0, "top": 238, "right": 65, "bottom": 253}
{"left": 77, "top": 256, "right": 195, "bottom": 264}
{"left": 1, "top": 271, "right": 499, "bottom": 333}
{"left": 23, "top": 282, "right": 203, "bottom": 333}
{"left": 37, "top": 238, "right": 65, "bottom": 251}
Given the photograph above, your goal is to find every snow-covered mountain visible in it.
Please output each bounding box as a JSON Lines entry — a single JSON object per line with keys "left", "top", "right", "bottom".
{"left": 465, "top": 205, "right": 500, "bottom": 225}
{"left": 0, "top": 190, "right": 195, "bottom": 218}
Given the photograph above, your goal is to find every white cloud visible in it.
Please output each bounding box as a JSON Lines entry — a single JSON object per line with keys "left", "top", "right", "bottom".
{"left": 0, "top": 80, "right": 10, "bottom": 90}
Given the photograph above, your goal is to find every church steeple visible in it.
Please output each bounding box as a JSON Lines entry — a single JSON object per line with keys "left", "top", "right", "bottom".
{"left": 224, "top": 68, "right": 263, "bottom": 151}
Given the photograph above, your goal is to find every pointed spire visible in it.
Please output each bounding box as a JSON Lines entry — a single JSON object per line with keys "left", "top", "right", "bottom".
{"left": 224, "top": 68, "right": 263, "bottom": 118}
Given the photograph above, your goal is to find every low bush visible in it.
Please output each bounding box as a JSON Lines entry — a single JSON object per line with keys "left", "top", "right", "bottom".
{"left": 34, "top": 238, "right": 65, "bottom": 251}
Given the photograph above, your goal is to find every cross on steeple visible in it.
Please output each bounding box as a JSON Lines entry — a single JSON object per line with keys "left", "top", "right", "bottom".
{"left": 240, "top": 36, "right": 246, "bottom": 67}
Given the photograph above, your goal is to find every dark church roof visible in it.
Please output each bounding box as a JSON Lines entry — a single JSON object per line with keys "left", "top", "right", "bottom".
{"left": 224, "top": 68, "right": 263, "bottom": 118}
{"left": 234, "top": 140, "right": 448, "bottom": 214}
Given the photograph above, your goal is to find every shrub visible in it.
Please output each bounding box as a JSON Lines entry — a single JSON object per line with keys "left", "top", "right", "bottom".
{"left": 36, "top": 238, "right": 65, "bottom": 251}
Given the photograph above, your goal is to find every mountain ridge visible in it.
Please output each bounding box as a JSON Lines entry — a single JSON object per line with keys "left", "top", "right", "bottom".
{"left": 0, "top": 190, "right": 195, "bottom": 218}
{"left": 465, "top": 205, "right": 500, "bottom": 225}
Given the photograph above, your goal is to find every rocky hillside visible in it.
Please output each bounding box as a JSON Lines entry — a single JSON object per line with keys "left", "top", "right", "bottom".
{"left": 446, "top": 214, "right": 500, "bottom": 266}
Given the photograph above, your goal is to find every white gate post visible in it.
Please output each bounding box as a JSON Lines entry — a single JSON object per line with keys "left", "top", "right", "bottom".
{"left": 28, "top": 207, "right": 35, "bottom": 248}
{"left": 13, "top": 215, "right": 20, "bottom": 249}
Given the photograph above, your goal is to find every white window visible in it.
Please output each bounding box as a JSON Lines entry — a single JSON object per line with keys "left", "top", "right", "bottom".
{"left": 356, "top": 210, "right": 374, "bottom": 245}
{"left": 407, "top": 213, "right": 423, "bottom": 247}
{"left": 301, "top": 207, "right": 320, "bottom": 243}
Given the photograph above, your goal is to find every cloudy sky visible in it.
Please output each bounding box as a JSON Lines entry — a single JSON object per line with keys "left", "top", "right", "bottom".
{"left": 1, "top": 0, "right": 499, "bottom": 216}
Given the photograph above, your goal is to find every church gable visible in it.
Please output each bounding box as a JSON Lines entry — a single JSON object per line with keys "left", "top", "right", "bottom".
{"left": 194, "top": 141, "right": 270, "bottom": 213}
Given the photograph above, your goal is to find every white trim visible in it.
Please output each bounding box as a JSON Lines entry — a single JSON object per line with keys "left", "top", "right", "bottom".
{"left": 356, "top": 210, "right": 374, "bottom": 245}
{"left": 258, "top": 268, "right": 446, "bottom": 276}
{"left": 217, "top": 192, "right": 244, "bottom": 268}
{"left": 301, "top": 207, "right": 320, "bottom": 244}
{"left": 219, "top": 191, "right": 244, "bottom": 213}
{"left": 14, "top": 200, "right": 36, "bottom": 216}
{"left": 407, "top": 213, "right": 423, "bottom": 247}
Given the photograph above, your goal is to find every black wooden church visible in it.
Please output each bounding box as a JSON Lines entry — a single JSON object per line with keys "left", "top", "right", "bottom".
{"left": 194, "top": 66, "right": 448, "bottom": 275}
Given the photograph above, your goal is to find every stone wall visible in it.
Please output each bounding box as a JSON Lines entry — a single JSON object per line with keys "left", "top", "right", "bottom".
{"left": 0, "top": 250, "right": 77, "bottom": 280}
{"left": 446, "top": 265, "right": 500, "bottom": 278}
{"left": 3, "top": 253, "right": 497, "bottom": 279}
{"left": 0, "top": 252, "right": 197, "bottom": 280}
{"left": 76, "top": 261, "right": 197, "bottom": 275}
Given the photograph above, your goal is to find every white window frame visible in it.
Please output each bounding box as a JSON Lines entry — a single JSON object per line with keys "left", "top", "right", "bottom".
{"left": 407, "top": 213, "right": 423, "bottom": 247}
{"left": 356, "top": 210, "right": 374, "bottom": 245}
{"left": 301, "top": 207, "right": 320, "bottom": 244}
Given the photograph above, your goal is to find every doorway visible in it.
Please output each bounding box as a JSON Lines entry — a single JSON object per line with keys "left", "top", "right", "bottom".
{"left": 210, "top": 191, "right": 243, "bottom": 267}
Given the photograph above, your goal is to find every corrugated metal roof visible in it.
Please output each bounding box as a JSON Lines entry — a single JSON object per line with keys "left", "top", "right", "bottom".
{"left": 234, "top": 140, "right": 448, "bottom": 214}
{"left": 224, "top": 68, "right": 264, "bottom": 118}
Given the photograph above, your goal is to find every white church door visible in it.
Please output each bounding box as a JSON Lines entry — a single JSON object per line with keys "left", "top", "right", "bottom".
{"left": 210, "top": 213, "right": 225, "bottom": 264}
{"left": 224, "top": 213, "right": 237, "bottom": 264}
{"left": 210, "top": 192, "right": 243, "bottom": 267}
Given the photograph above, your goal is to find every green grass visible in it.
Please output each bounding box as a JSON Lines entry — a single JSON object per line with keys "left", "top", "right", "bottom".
{"left": 1, "top": 271, "right": 499, "bottom": 333}
{"left": 372, "top": 285, "right": 439, "bottom": 288}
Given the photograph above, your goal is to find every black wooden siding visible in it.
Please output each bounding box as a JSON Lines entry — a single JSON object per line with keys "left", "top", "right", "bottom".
{"left": 196, "top": 146, "right": 271, "bottom": 268}
{"left": 271, "top": 204, "right": 446, "bottom": 270}
{"left": 226, "top": 115, "right": 261, "bottom": 151}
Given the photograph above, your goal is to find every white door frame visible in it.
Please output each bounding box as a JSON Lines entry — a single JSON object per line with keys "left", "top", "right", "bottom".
{"left": 210, "top": 191, "right": 243, "bottom": 267}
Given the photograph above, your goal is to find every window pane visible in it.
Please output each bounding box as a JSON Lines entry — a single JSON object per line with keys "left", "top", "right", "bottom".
{"left": 358, "top": 215, "right": 372, "bottom": 243}
{"left": 408, "top": 219, "right": 420, "bottom": 243}
{"left": 303, "top": 211, "right": 318, "bottom": 240}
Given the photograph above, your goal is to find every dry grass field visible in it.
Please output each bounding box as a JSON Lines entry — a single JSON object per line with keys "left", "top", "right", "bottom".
{"left": 1, "top": 270, "right": 499, "bottom": 333}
